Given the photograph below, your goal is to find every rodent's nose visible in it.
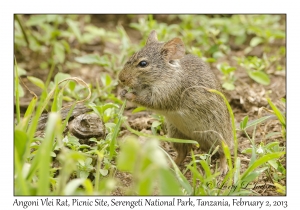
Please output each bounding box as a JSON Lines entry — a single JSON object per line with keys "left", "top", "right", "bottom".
{"left": 119, "top": 77, "right": 126, "bottom": 85}
{"left": 118, "top": 72, "right": 127, "bottom": 84}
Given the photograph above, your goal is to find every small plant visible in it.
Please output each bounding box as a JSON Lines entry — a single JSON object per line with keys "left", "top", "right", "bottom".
{"left": 236, "top": 56, "right": 271, "bottom": 85}
{"left": 217, "top": 63, "right": 237, "bottom": 90}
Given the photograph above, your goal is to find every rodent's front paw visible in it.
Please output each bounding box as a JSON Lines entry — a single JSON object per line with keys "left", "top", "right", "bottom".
{"left": 120, "top": 89, "right": 136, "bottom": 101}
{"left": 124, "top": 92, "right": 136, "bottom": 101}
{"left": 120, "top": 89, "right": 128, "bottom": 99}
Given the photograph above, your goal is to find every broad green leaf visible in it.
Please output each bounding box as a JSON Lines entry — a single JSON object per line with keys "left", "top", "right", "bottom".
{"left": 103, "top": 108, "right": 114, "bottom": 122}
{"left": 80, "top": 171, "right": 89, "bottom": 179}
{"left": 60, "top": 39, "right": 71, "bottom": 54}
{"left": 240, "top": 116, "right": 249, "bottom": 130}
{"left": 242, "top": 115, "right": 273, "bottom": 130}
{"left": 83, "top": 179, "right": 94, "bottom": 195}
{"left": 222, "top": 82, "right": 235, "bottom": 90}
{"left": 78, "top": 144, "right": 91, "bottom": 149}
{"left": 62, "top": 96, "right": 73, "bottom": 102}
{"left": 100, "top": 73, "right": 112, "bottom": 86}
{"left": 152, "top": 121, "right": 161, "bottom": 128}
{"left": 53, "top": 42, "right": 65, "bottom": 64}
{"left": 248, "top": 71, "right": 270, "bottom": 85}
{"left": 241, "top": 167, "right": 268, "bottom": 184}
{"left": 241, "top": 148, "right": 252, "bottom": 154}
{"left": 100, "top": 103, "right": 119, "bottom": 112}
{"left": 234, "top": 35, "right": 246, "bottom": 45}
{"left": 17, "top": 66, "right": 27, "bottom": 76}
{"left": 67, "top": 136, "right": 80, "bottom": 146}
{"left": 64, "top": 178, "right": 86, "bottom": 195}
{"left": 274, "top": 183, "right": 286, "bottom": 195}
{"left": 99, "top": 169, "right": 108, "bottom": 176}
{"left": 250, "top": 37, "right": 263, "bottom": 47}
{"left": 268, "top": 159, "right": 278, "bottom": 169}
{"left": 15, "top": 83, "right": 24, "bottom": 97}
{"left": 54, "top": 72, "right": 71, "bottom": 84}
{"left": 213, "top": 51, "right": 224, "bottom": 59}
{"left": 75, "top": 54, "right": 109, "bottom": 66}
{"left": 117, "top": 137, "right": 139, "bottom": 172}
{"left": 85, "top": 25, "right": 106, "bottom": 36}
{"left": 137, "top": 167, "right": 155, "bottom": 195}
{"left": 85, "top": 157, "right": 92, "bottom": 165}
{"left": 27, "top": 76, "right": 45, "bottom": 89}
{"left": 26, "top": 15, "right": 47, "bottom": 26}
{"left": 223, "top": 67, "right": 236, "bottom": 74}
{"left": 265, "top": 132, "right": 281, "bottom": 139}
{"left": 208, "top": 44, "right": 219, "bottom": 54}
{"left": 68, "top": 81, "right": 76, "bottom": 91}
{"left": 132, "top": 106, "right": 147, "bottom": 113}
{"left": 67, "top": 19, "right": 82, "bottom": 43}
{"left": 241, "top": 152, "right": 285, "bottom": 180}
{"left": 265, "top": 141, "right": 280, "bottom": 149}
{"left": 206, "top": 57, "right": 216, "bottom": 63}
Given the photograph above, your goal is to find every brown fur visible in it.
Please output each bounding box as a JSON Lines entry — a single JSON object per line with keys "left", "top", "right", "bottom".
{"left": 118, "top": 30, "right": 233, "bottom": 174}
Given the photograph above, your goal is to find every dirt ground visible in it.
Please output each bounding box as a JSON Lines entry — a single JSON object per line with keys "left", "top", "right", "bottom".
{"left": 16, "top": 15, "right": 286, "bottom": 196}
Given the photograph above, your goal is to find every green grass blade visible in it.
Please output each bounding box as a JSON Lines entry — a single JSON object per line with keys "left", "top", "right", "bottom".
{"left": 125, "top": 123, "right": 198, "bottom": 145}
{"left": 37, "top": 113, "right": 60, "bottom": 195}
{"left": 208, "top": 89, "right": 237, "bottom": 164}
{"left": 190, "top": 150, "right": 197, "bottom": 194}
{"left": 158, "top": 168, "right": 183, "bottom": 195}
{"left": 94, "top": 150, "right": 104, "bottom": 192}
{"left": 109, "top": 100, "right": 126, "bottom": 159}
{"left": 243, "top": 115, "right": 273, "bottom": 131}
{"left": 14, "top": 145, "right": 29, "bottom": 195}
{"left": 199, "top": 160, "right": 212, "bottom": 178}
{"left": 160, "top": 147, "right": 193, "bottom": 195}
{"left": 15, "top": 96, "right": 38, "bottom": 132}
{"left": 14, "top": 58, "right": 21, "bottom": 124}
{"left": 267, "top": 97, "right": 286, "bottom": 128}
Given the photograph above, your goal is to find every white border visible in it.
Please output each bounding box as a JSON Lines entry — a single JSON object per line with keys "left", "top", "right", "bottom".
{"left": 2, "top": 0, "right": 298, "bottom": 209}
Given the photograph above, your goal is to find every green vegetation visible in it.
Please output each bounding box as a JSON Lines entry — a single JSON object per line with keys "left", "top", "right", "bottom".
{"left": 14, "top": 14, "right": 286, "bottom": 195}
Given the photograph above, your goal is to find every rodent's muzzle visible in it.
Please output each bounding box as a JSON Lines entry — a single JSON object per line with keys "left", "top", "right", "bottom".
{"left": 118, "top": 70, "right": 133, "bottom": 87}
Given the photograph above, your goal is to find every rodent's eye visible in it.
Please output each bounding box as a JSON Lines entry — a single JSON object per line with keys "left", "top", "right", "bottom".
{"left": 138, "top": 60, "right": 148, "bottom": 68}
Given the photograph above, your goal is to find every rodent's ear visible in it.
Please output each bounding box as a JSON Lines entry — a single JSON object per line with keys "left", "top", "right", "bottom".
{"left": 146, "top": 30, "right": 158, "bottom": 45}
{"left": 161, "top": 38, "right": 185, "bottom": 60}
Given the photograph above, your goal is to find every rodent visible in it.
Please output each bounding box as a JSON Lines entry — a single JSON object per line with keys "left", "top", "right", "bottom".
{"left": 118, "top": 30, "right": 233, "bottom": 174}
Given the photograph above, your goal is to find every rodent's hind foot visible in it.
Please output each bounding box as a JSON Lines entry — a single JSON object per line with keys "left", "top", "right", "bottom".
{"left": 175, "top": 155, "right": 185, "bottom": 166}
{"left": 173, "top": 143, "right": 191, "bottom": 166}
